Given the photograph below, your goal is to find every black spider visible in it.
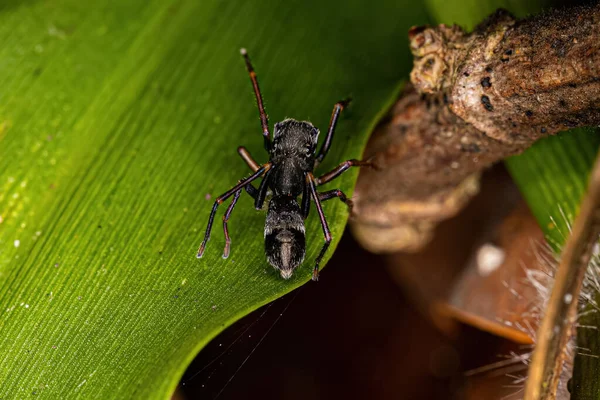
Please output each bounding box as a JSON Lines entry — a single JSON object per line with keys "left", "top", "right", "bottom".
{"left": 197, "top": 49, "right": 373, "bottom": 281}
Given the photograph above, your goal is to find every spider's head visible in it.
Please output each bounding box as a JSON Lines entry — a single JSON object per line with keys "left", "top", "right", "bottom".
{"left": 272, "top": 119, "right": 319, "bottom": 162}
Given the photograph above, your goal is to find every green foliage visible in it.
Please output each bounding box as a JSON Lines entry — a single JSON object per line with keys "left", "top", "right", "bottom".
{"left": 0, "top": 0, "right": 429, "bottom": 397}
{"left": 507, "top": 129, "right": 600, "bottom": 250}
{"left": 425, "top": 0, "right": 543, "bottom": 30}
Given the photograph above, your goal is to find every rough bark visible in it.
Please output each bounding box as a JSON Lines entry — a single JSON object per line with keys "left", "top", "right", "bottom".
{"left": 351, "top": 4, "right": 600, "bottom": 253}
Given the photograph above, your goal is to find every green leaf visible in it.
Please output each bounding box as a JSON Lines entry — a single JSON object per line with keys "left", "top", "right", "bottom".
{"left": 507, "top": 129, "right": 600, "bottom": 250}
{"left": 425, "top": 0, "right": 544, "bottom": 30}
{"left": 0, "top": 0, "right": 430, "bottom": 398}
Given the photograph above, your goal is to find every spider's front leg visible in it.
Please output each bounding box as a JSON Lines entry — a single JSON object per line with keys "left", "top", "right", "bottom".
{"left": 241, "top": 49, "right": 272, "bottom": 152}
{"left": 314, "top": 98, "right": 351, "bottom": 168}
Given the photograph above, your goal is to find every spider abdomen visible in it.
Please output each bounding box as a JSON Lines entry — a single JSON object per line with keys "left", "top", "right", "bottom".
{"left": 264, "top": 196, "right": 306, "bottom": 279}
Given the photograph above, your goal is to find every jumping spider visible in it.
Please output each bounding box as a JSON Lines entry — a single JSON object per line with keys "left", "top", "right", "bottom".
{"left": 197, "top": 48, "right": 374, "bottom": 281}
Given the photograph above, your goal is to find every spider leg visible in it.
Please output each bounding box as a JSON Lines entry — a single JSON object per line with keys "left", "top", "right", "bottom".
{"left": 315, "top": 158, "right": 375, "bottom": 186}
{"left": 240, "top": 49, "right": 271, "bottom": 151}
{"left": 301, "top": 174, "right": 311, "bottom": 219}
{"left": 237, "top": 146, "right": 260, "bottom": 172}
{"left": 222, "top": 181, "right": 258, "bottom": 259}
{"left": 307, "top": 173, "right": 332, "bottom": 282}
{"left": 254, "top": 166, "right": 274, "bottom": 210}
{"left": 314, "top": 98, "right": 351, "bottom": 168}
{"left": 318, "top": 189, "right": 353, "bottom": 214}
{"left": 197, "top": 164, "right": 270, "bottom": 259}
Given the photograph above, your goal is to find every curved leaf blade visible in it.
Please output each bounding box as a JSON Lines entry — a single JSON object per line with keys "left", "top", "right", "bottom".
{"left": 0, "top": 0, "right": 429, "bottom": 398}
